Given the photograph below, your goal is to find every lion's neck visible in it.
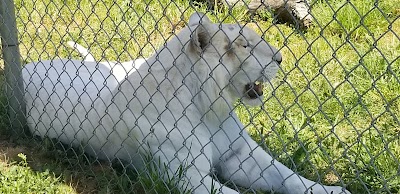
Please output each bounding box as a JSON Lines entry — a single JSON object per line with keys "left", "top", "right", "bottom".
{"left": 114, "top": 31, "right": 233, "bottom": 124}
{"left": 188, "top": 71, "right": 233, "bottom": 121}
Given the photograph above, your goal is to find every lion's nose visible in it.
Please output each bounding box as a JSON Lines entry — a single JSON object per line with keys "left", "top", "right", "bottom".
{"left": 274, "top": 52, "right": 282, "bottom": 64}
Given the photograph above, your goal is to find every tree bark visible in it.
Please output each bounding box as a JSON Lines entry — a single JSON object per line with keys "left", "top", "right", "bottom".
{"left": 201, "top": 0, "right": 313, "bottom": 29}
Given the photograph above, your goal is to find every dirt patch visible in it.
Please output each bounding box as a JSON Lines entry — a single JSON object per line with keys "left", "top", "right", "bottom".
{"left": 0, "top": 137, "right": 107, "bottom": 193}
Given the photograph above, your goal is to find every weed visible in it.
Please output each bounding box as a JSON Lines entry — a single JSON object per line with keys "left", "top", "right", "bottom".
{"left": 0, "top": 0, "right": 399, "bottom": 193}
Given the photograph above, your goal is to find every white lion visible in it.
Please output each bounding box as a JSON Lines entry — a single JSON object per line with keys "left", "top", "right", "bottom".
{"left": 23, "top": 12, "right": 351, "bottom": 194}
{"left": 66, "top": 41, "right": 146, "bottom": 82}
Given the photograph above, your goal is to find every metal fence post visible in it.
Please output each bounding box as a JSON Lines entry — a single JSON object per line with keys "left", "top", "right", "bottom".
{"left": 0, "top": 0, "right": 26, "bottom": 136}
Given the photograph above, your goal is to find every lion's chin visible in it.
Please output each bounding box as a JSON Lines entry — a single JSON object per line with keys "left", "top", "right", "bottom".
{"left": 242, "top": 95, "right": 264, "bottom": 107}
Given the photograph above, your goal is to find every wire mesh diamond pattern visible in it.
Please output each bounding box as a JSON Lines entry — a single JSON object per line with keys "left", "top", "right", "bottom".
{"left": 0, "top": 0, "right": 399, "bottom": 193}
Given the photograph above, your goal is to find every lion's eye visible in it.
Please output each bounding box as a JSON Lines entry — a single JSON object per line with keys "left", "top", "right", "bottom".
{"left": 235, "top": 40, "right": 251, "bottom": 49}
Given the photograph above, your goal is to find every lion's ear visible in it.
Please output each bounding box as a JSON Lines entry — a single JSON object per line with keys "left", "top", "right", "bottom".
{"left": 189, "top": 12, "right": 211, "bottom": 27}
{"left": 189, "top": 12, "right": 212, "bottom": 53}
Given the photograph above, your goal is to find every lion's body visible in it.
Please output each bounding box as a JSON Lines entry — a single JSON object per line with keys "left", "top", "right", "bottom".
{"left": 23, "top": 13, "right": 350, "bottom": 194}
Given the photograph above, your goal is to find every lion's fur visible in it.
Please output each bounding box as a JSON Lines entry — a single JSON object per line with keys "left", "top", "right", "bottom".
{"left": 23, "top": 13, "right": 350, "bottom": 194}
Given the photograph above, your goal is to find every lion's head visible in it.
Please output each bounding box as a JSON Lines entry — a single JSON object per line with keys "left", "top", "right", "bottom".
{"left": 183, "top": 13, "right": 282, "bottom": 108}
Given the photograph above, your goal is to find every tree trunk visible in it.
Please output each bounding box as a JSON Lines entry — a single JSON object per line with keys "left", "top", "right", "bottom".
{"left": 204, "top": 0, "right": 313, "bottom": 29}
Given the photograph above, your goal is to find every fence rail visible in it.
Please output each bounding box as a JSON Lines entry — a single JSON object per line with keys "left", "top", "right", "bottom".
{"left": 1, "top": 0, "right": 399, "bottom": 194}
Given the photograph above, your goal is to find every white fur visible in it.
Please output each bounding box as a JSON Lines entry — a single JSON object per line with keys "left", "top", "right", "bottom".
{"left": 67, "top": 41, "right": 96, "bottom": 62}
{"left": 66, "top": 41, "right": 146, "bottom": 82}
{"left": 24, "top": 13, "right": 350, "bottom": 194}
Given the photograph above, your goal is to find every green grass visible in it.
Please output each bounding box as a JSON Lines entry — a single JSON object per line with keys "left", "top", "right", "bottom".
{"left": 0, "top": 0, "right": 399, "bottom": 193}
{"left": 0, "top": 153, "right": 76, "bottom": 194}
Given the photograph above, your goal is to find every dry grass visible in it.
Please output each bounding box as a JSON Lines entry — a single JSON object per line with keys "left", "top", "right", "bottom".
{"left": 0, "top": 0, "right": 399, "bottom": 193}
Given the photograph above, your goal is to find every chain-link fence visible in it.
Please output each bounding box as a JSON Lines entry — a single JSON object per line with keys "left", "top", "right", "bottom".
{"left": 1, "top": 0, "right": 399, "bottom": 193}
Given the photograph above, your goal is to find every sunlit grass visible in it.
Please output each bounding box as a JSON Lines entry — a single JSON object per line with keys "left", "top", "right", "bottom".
{"left": 0, "top": 153, "right": 77, "bottom": 194}
{"left": 0, "top": 0, "right": 398, "bottom": 193}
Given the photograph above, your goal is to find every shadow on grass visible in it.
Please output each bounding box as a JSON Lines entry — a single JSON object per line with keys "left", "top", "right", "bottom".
{"left": 0, "top": 136, "right": 130, "bottom": 193}
{"left": 0, "top": 134, "right": 199, "bottom": 194}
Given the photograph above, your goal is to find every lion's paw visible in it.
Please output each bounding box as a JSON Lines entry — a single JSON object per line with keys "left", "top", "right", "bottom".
{"left": 311, "top": 186, "right": 351, "bottom": 194}
{"left": 308, "top": 186, "right": 351, "bottom": 194}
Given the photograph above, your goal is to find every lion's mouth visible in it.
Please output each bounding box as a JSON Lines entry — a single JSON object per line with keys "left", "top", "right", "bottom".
{"left": 245, "top": 81, "right": 264, "bottom": 99}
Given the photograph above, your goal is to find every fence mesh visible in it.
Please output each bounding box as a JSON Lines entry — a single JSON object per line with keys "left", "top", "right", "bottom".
{"left": 1, "top": 0, "right": 399, "bottom": 193}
